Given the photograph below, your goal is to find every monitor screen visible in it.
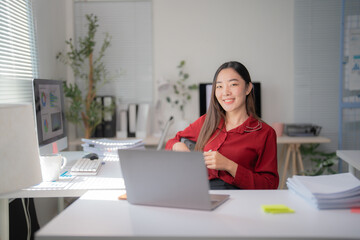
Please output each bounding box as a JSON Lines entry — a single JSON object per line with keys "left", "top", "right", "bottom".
{"left": 199, "top": 82, "right": 261, "bottom": 117}
{"left": 33, "top": 79, "right": 67, "bottom": 154}
{"left": 199, "top": 83, "right": 213, "bottom": 117}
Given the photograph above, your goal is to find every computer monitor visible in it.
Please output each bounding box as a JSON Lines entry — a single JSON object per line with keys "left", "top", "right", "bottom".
{"left": 33, "top": 79, "right": 67, "bottom": 155}
{"left": 199, "top": 82, "right": 261, "bottom": 117}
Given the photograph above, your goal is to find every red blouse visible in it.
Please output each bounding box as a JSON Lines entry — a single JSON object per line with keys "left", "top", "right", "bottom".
{"left": 165, "top": 115, "right": 279, "bottom": 189}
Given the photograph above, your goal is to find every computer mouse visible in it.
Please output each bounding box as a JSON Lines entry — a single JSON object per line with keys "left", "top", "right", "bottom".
{"left": 83, "top": 153, "right": 99, "bottom": 160}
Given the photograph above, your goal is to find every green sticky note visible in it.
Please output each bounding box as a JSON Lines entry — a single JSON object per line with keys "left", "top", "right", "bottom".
{"left": 261, "top": 204, "right": 295, "bottom": 214}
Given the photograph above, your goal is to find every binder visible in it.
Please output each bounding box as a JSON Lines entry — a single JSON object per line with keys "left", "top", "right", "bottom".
{"left": 128, "top": 103, "right": 137, "bottom": 137}
{"left": 92, "top": 96, "right": 117, "bottom": 138}
{"left": 136, "top": 103, "right": 150, "bottom": 138}
{"left": 117, "top": 109, "right": 128, "bottom": 138}
{"left": 103, "top": 96, "right": 116, "bottom": 137}
{"left": 93, "top": 96, "right": 104, "bottom": 137}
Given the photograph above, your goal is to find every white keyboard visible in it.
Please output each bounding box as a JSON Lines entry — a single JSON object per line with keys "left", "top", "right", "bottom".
{"left": 70, "top": 158, "right": 102, "bottom": 176}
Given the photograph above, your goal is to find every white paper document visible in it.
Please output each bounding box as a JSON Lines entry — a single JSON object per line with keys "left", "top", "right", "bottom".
{"left": 81, "top": 138, "right": 145, "bottom": 158}
{"left": 287, "top": 173, "right": 360, "bottom": 209}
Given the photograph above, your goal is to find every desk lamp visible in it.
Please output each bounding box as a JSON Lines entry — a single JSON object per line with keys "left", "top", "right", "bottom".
{"left": 0, "top": 104, "right": 42, "bottom": 240}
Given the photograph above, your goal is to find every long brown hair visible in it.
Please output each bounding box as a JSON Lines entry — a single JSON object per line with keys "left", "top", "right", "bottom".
{"left": 194, "top": 61, "right": 259, "bottom": 151}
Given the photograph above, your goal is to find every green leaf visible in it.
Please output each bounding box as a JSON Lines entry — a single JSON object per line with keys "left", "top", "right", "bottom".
{"left": 177, "top": 60, "right": 185, "bottom": 68}
{"left": 301, "top": 143, "right": 337, "bottom": 176}
{"left": 188, "top": 84, "right": 198, "bottom": 90}
{"left": 313, "top": 168, "right": 324, "bottom": 176}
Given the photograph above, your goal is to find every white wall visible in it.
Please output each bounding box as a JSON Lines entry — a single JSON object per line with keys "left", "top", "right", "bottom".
{"left": 153, "top": 0, "right": 294, "bottom": 126}
{"left": 33, "top": 1, "right": 67, "bottom": 79}
{"left": 32, "top": 0, "right": 295, "bottom": 135}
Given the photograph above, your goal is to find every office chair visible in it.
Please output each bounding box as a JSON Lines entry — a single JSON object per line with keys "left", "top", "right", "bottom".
{"left": 180, "top": 138, "right": 196, "bottom": 151}
{"left": 156, "top": 116, "right": 174, "bottom": 150}
{"left": 156, "top": 116, "right": 196, "bottom": 151}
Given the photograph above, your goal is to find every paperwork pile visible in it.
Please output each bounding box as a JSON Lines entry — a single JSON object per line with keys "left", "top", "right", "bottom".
{"left": 287, "top": 173, "right": 360, "bottom": 209}
{"left": 81, "top": 138, "right": 145, "bottom": 158}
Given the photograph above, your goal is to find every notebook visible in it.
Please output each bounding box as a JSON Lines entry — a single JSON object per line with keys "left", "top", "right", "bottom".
{"left": 118, "top": 149, "right": 229, "bottom": 211}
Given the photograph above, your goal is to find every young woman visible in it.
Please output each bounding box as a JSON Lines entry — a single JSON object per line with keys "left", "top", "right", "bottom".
{"left": 165, "top": 61, "right": 279, "bottom": 189}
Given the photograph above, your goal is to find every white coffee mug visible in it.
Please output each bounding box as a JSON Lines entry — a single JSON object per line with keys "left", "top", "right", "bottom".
{"left": 40, "top": 154, "right": 67, "bottom": 182}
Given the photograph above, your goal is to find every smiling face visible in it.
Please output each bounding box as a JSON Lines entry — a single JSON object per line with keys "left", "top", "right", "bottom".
{"left": 215, "top": 68, "right": 252, "bottom": 115}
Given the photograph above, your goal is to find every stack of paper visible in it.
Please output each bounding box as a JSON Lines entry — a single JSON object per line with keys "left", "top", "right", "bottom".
{"left": 287, "top": 173, "right": 360, "bottom": 209}
{"left": 81, "top": 138, "right": 145, "bottom": 158}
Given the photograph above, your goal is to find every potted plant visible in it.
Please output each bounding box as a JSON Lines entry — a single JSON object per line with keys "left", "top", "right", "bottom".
{"left": 56, "top": 14, "right": 114, "bottom": 138}
{"left": 166, "top": 60, "right": 198, "bottom": 120}
{"left": 300, "top": 144, "right": 338, "bottom": 176}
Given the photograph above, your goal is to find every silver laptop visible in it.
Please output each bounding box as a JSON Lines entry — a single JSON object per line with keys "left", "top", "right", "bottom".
{"left": 118, "top": 149, "right": 229, "bottom": 211}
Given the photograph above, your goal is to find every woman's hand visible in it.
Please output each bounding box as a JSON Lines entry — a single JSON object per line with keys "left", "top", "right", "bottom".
{"left": 203, "top": 151, "right": 237, "bottom": 177}
{"left": 172, "top": 142, "right": 191, "bottom": 152}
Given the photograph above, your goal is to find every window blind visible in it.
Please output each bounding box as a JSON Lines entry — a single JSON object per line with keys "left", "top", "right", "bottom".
{"left": 294, "top": 0, "right": 341, "bottom": 151}
{"left": 74, "top": 0, "right": 153, "bottom": 104}
{"left": 0, "top": 0, "right": 38, "bottom": 104}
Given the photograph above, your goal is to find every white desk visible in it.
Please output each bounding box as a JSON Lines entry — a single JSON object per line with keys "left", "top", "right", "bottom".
{"left": 0, "top": 151, "right": 125, "bottom": 200}
{"left": 35, "top": 190, "right": 360, "bottom": 240}
{"left": 0, "top": 151, "right": 124, "bottom": 240}
{"left": 336, "top": 150, "right": 360, "bottom": 175}
{"left": 277, "top": 136, "right": 331, "bottom": 189}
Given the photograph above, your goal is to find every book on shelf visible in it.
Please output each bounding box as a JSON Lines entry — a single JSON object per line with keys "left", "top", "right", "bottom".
{"left": 103, "top": 96, "right": 117, "bottom": 137}
{"left": 115, "top": 103, "right": 151, "bottom": 138}
{"left": 287, "top": 173, "right": 360, "bottom": 209}
{"left": 136, "top": 103, "right": 150, "bottom": 139}
{"left": 127, "top": 103, "right": 137, "bottom": 137}
{"left": 93, "top": 96, "right": 117, "bottom": 138}
{"left": 117, "top": 109, "right": 128, "bottom": 138}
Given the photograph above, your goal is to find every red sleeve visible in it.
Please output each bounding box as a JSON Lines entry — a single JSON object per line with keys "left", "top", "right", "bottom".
{"left": 165, "top": 115, "right": 206, "bottom": 150}
{"left": 230, "top": 127, "right": 279, "bottom": 189}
